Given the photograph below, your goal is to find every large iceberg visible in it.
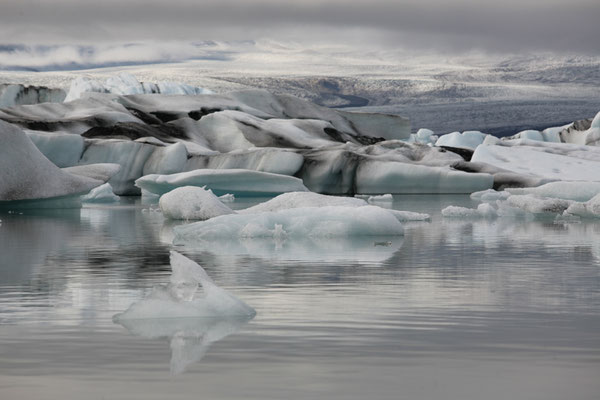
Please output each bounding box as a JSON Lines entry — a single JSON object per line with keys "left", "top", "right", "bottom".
{"left": 0, "top": 120, "right": 118, "bottom": 207}
{"left": 136, "top": 168, "right": 309, "bottom": 196}
{"left": 114, "top": 251, "right": 256, "bottom": 320}
{"left": 173, "top": 205, "right": 405, "bottom": 243}
{"left": 472, "top": 140, "right": 600, "bottom": 182}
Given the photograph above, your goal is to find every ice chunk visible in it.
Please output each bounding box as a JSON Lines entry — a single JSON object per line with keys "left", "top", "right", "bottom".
{"left": 442, "top": 203, "right": 498, "bottom": 218}
{"left": 470, "top": 189, "right": 510, "bottom": 202}
{"left": 435, "top": 131, "right": 487, "bottom": 150}
{"left": 239, "top": 192, "right": 366, "bottom": 214}
{"left": 506, "top": 194, "right": 572, "bottom": 215}
{"left": 173, "top": 206, "right": 404, "bottom": 243}
{"left": 159, "top": 186, "right": 235, "bottom": 220}
{"left": 113, "top": 251, "right": 256, "bottom": 320}
{"left": 565, "top": 194, "right": 600, "bottom": 218}
{"left": 81, "top": 183, "right": 120, "bottom": 203}
{"left": 506, "top": 181, "right": 600, "bottom": 202}
{"left": 142, "top": 142, "right": 188, "bottom": 176}
{"left": 387, "top": 210, "right": 431, "bottom": 221}
{"left": 218, "top": 193, "right": 235, "bottom": 202}
{"left": 368, "top": 194, "right": 393, "bottom": 203}
{"left": 136, "top": 168, "right": 309, "bottom": 197}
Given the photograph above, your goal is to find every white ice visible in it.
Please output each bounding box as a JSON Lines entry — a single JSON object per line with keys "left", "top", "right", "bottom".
{"left": 506, "top": 181, "right": 600, "bottom": 202}
{"left": 65, "top": 73, "right": 213, "bottom": 102}
{"left": 470, "top": 189, "right": 510, "bottom": 202}
{"left": 239, "top": 192, "right": 367, "bottom": 214}
{"left": 435, "top": 130, "right": 487, "bottom": 150}
{"left": 0, "top": 120, "right": 115, "bottom": 203}
{"left": 81, "top": 183, "right": 120, "bottom": 203}
{"left": 565, "top": 194, "right": 600, "bottom": 218}
{"left": 135, "top": 168, "right": 309, "bottom": 196}
{"left": 113, "top": 251, "right": 256, "bottom": 320}
{"left": 472, "top": 141, "right": 600, "bottom": 182}
{"left": 173, "top": 205, "right": 405, "bottom": 243}
{"left": 159, "top": 186, "right": 235, "bottom": 220}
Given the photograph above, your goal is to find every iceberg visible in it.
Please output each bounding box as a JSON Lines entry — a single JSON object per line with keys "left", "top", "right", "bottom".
{"left": 565, "top": 194, "right": 600, "bottom": 218}
{"left": 0, "top": 120, "right": 117, "bottom": 206}
{"left": 0, "top": 83, "right": 65, "bottom": 108}
{"left": 113, "top": 251, "right": 256, "bottom": 320}
{"left": 25, "top": 130, "right": 85, "bottom": 168}
{"left": 135, "top": 168, "right": 309, "bottom": 197}
{"left": 356, "top": 160, "right": 493, "bottom": 194}
{"left": 470, "top": 189, "right": 510, "bottom": 202}
{"left": 506, "top": 194, "right": 572, "bottom": 215}
{"left": 506, "top": 181, "right": 600, "bottom": 202}
{"left": 173, "top": 205, "right": 405, "bottom": 243}
{"left": 239, "top": 191, "right": 367, "bottom": 214}
{"left": 435, "top": 131, "right": 487, "bottom": 150}
{"left": 442, "top": 203, "right": 498, "bottom": 219}
{"left": 81, "top": 183, "right": 120, "bottom": 203}
{"left": 471, "top": 141, "right": 600, "bottom": 182}
{"left": 368, "top": 194, "right": 393, "bottom": 203}
{"left": 159, "top": 186, "right": 235, "bottom": 220}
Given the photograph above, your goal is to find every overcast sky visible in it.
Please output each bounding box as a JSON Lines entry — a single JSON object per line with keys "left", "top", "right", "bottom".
{"left": 1, "top": 0, "right": 599, "bottom": 55}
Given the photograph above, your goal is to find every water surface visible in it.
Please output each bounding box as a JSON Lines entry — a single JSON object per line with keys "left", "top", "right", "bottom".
{"left": 1, "top": 196, "right": 599, "bottom": 399}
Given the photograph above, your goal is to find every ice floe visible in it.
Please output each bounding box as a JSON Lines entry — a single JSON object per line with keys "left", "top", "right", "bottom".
{"left": 435, "top": 130, "right": 487, "bottom": 150}
{"left": 506, "top": 181, "right": 600, "bottom": 202}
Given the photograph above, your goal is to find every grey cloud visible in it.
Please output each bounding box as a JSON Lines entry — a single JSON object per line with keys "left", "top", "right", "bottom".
{"left": 0, "top": 0, "right": 599, "bottom": 55}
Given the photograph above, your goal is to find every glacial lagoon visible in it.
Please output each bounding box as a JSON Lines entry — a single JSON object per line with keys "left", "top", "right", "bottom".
{"left": 1, "top": 195, "right": 599, "bottom": 399}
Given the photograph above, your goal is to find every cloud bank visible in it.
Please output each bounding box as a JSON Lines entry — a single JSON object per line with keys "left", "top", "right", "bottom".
{"left": 1, "top": 0, "right": 599, "bottom": 55}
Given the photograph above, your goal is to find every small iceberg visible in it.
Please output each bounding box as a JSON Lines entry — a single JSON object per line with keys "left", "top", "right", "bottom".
{"left": 81, "top": 183, "right": 120, "bottom": 203}
{"left": 135, "top": 168, "right": 309, "bottom": 196}
{"left": 159, "top": 186, "right": 235, "bottom": 220}
{"left": 113, "top": 251, "right": 256, "bottom": 320}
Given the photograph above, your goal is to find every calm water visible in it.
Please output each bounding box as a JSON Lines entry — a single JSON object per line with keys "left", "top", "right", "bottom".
{"left": 1, "top": 196, "right": 599, "bottom": 400}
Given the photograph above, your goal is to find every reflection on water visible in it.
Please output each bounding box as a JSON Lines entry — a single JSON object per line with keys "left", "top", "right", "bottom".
{"left": 115, "top": 316, "right": 253, "bottom": 375}
{"left": 0, "top": 196, "right": 599, "bottom": 399}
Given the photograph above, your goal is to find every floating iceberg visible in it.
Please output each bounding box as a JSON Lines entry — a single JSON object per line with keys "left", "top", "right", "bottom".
{"left": 470, "top": 189, "right": 510, "bottom": 202}
{"left": 506, "top": 181, "right": 600, "bottom": 202}
{"left": 136, "top": 168, "right": 309, "bottom": 196}
{"left": 442, "top": 203, "right": 498, "bottom": 219}
{"left": 472, "top": 141, "right": 600, "bottom": 182}
{"left": 173, "top": 205, "right": 405, "bottom": 243}
{"left": 114, "top": 251, "right": 256, "bottom": 320}
{"left": 565, "top": 194, "right": 600, "bottom": 218}
{"left": 435, "top": 131, "right": 487, "bottom": 150}
{"left": 356, "top": 160, "right": 493, "bottom": 194}
{"left": 81, "top": 183, "right": 120, "bottom": 203}
{"left": 159, "top": 186, "right": 235, "bottom": 220}
{"left": 0, "top": 120, "right": 118, "bottom": 207}
{"left": 506, "top": 194, "right": 573, "bottom": 215}
{"left": 239, "top": 191, "right": 366, "bottom": 214}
